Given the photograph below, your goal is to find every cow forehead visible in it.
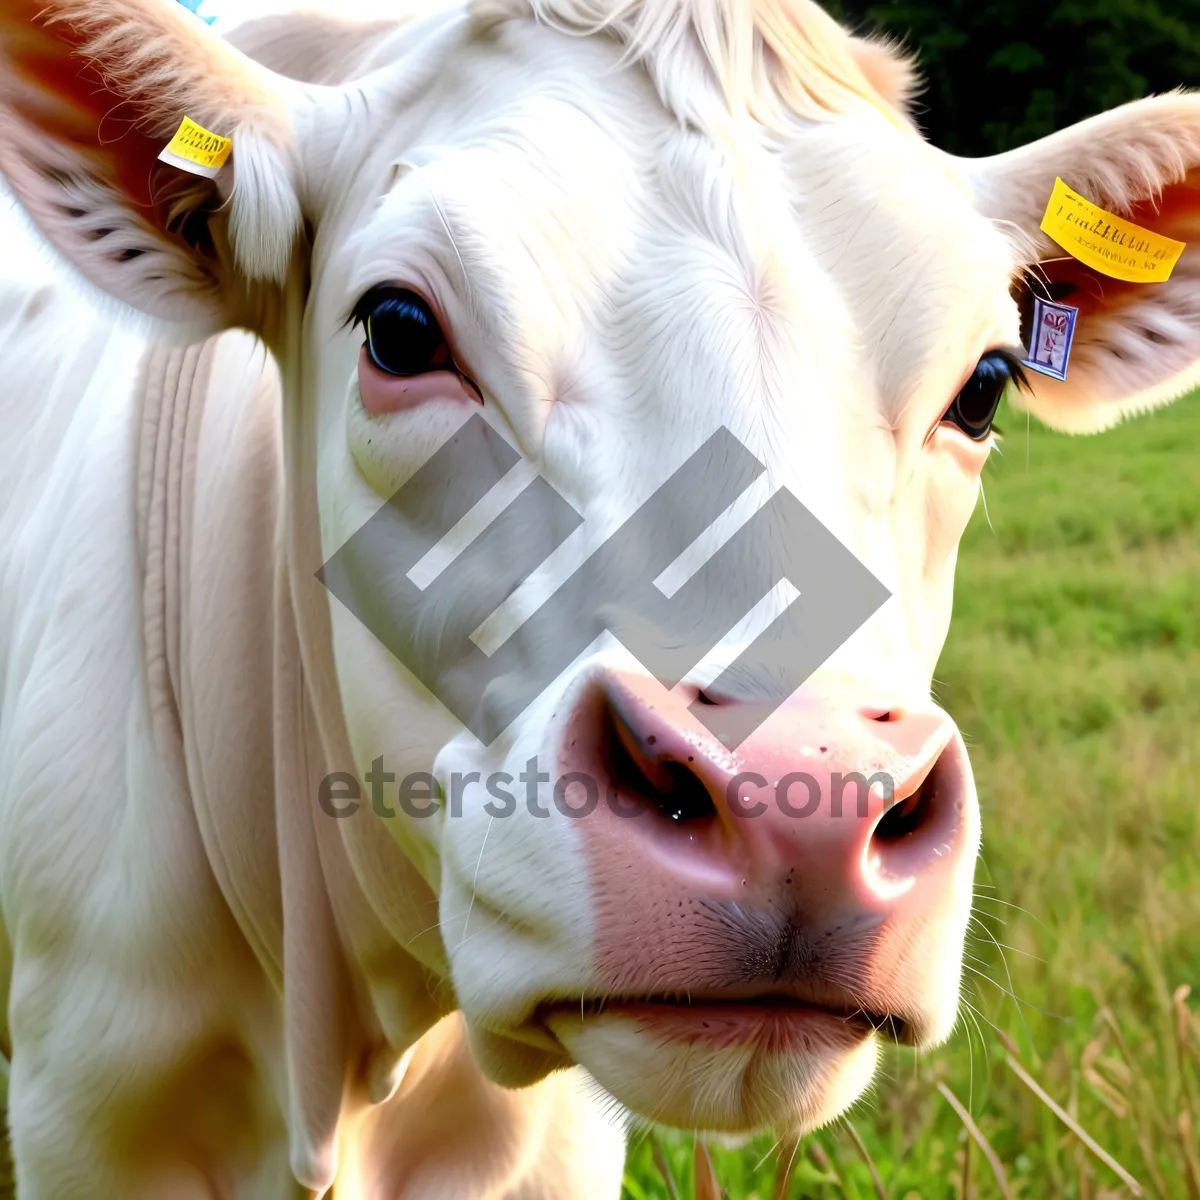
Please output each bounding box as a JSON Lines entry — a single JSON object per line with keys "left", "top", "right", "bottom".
{"left": 335, "top": 28, "right": 1017, "bottom": 432}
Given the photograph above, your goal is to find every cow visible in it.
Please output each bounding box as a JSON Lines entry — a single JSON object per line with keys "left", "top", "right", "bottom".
{"left": 0, "top": 0, "right": 1197, "bottom": 1195}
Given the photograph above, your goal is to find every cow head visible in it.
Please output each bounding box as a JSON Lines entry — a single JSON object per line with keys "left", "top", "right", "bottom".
{"left": 2, "top": 0, "right": 1198, "bottom": 1136}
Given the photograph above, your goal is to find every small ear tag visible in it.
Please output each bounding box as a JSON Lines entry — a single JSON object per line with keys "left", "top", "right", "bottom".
{"left": 1041, "top": 177, "right": 1186, "bottom": 283}
{"left": 1022, "top": 296, "right": 1078, "bottom": 382}
{"left": 158, "top": 116, "right": 232, "bottom": 179}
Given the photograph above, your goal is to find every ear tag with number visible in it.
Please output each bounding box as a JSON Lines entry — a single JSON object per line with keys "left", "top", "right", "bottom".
{"left": 1041, "top": 177, "right": 1186, "bottom": 283}
{"left": 1022, "top": 296, "right": 1078, "bottom": 382}
{"left": 158, "top": 116, "right": 232, "bottom": 179}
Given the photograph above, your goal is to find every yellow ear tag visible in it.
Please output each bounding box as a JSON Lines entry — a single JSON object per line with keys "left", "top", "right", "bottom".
{"left": 158, "top": 116, "right": 232, "bottom": 179}
{"left": 1040, "top": 177, "right": 1186, "bottom": 283}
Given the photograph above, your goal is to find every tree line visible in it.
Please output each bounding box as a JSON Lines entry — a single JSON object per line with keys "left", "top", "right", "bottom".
{"left": 826, "top": 0, "right": 1200, "bottom": 154}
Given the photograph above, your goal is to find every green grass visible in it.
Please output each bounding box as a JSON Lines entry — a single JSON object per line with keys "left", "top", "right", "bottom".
{"left": 626, "top": 394, "right": 1200, "bottom": 1200}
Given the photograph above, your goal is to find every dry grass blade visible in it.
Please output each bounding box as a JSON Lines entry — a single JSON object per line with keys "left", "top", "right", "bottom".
{"left": 1005, "top": 1053, "right": 1143, "bottom": 1196}
{"left": 1179, "top": 987, "right": 1200, "bottom": 1200}
{"left": 1089, "top": 1008, "right": 1168, "bottom": 1197}
{"left": 1098, "top": 1007, "right": 1134, "bottom": 1062}
{"left": 937, "top": 1081, "right": 1016, "bottom": 1200}
{"left": 1132, "top": 1129, "right": 1168, "bottom": 1200}
{"left": 1178, "top": 1111, "right": 1200, "bottom": 1200}
{"left": 807, "top": 1141, "right": 846, "bottom": 1194}
{"left": 843, "top": 1119, "right": 887, "bottom": 1200}
{"left": 1174, "top": 986, "right": 1193, "bottom": 1034}
{"left": 1084, "top": 1066, "right": 1130, "bottom": 1120}
{"left": 1080, "top": 1039, "right": 1133, "bottom": 1125}
{"left": 1175, "top": 987, "right": 1198, "bottom": 1104}
{"left": 694, "top": 1140, "right": 722, "bottom": 1200}
{"left": 1075, "top": 1124, "right": 1096, "bottom": 1200}
{"left": 772, "top": 1133, "right": 803, "bottom": 1200}
{"left": 1100, "top": 1007, "right": 1167, "bottom": 1136}
{"left": 651, "top": 1135, "right": 681, "bottom": 1200}
{"left": 1100, "top": 1055, "right": 1135, "bottom": 1089}
{"left": 995, "top": 1026, "right": 1023, "bottom": 1059}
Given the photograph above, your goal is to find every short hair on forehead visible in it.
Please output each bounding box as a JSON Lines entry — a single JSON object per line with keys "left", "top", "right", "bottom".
{"left": 472, "top": 0, "right": 919, "bottom": 133}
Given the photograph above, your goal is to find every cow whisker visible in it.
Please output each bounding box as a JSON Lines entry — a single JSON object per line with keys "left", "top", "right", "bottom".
{"left": 979, "top": 477, "right": 996, "bottom": 533}
{"left": 979, "top": 936, "right": 1044, "bottom": 963}
{"left": 972, "top": 892, "right": 1045, "bottom": 924}
{"left": 404, "top": 909, "right": 471, "bottom": 948}
{"left": 773, "top": 1132, "right": 804, "bottom": 1200}
{"left": 960, "top": 965, "right": 1067, "bottom": 1024}
{"left": 751, "top": 1130, "right": 787, "bottom": 1173}
{"left": 460, "top": 815, "right": 495, "bottom": 947}
{"left": 960, "top": 996, "right": 994, "bottom": 1100}
{"left": 968, "top": 917, "right": 1034, "bottom": 1048}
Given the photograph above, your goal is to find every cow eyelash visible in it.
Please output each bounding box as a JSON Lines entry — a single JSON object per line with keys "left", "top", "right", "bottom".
{"left": 347, "top": 285, "right": 413, "bottom": 331}
{"left": 992, "top": 349, "right": 1030, "bottom": 390}
{"left": 990, "top": 348, "right": 1032, "bottom": 436}
{"left": 940, "top": 348, "right": 1029, "bottom": 441}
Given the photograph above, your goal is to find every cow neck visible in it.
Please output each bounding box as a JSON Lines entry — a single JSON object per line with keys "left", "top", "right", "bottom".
{"left": 276, "top": 332, "right": 454, "bottom": 1185}
{"left": 135, "top": 337, "right": 210, "bottom": 780}
{"left": 135, "top": 328, "right": 441, "bottom": 1193}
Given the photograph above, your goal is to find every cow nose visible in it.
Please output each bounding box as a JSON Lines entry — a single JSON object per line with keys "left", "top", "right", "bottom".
{"left": 575, "top": 671, "right": 971, "bottom": 925}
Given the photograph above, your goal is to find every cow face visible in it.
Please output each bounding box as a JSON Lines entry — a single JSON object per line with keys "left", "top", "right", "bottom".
{"left": 305, "top": 12, "right": 1000, "bottom": 1131}
{"left": 2, "top": 0, "right": 1198, "bottom": 1137}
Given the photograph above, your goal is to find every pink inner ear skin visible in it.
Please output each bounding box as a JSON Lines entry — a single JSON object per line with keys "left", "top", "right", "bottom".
{"left": 357, "top": 345, "right": 476, "bottom": 414}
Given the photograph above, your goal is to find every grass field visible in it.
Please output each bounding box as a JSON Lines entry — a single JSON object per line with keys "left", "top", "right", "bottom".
{"left": 625, "top": 393, "right": 1200, "bottom": 1199}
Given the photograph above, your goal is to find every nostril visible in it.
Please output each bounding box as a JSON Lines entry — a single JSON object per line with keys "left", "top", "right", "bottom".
{"left": 867, "top": 746, "right": 960, "bottom": 881}
{"left": 873, "top": 775, "right": 934, "bottom": 843}
{"left": 606, "top": 710, "right": 718, "bottom": 825}
{"left": 658, "top": 761, "right": 719, "bottom": 823}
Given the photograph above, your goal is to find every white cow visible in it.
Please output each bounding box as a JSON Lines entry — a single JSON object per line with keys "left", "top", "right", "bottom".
{"left": 0, "top": 0, "right": 1197, "bottom": 1195}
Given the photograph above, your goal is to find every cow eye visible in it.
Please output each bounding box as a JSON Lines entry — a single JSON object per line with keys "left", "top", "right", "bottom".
{"left": 355, "top": 287, "right": 452, "bottom": 377}
{"left": 941, "top": 351, "right": 1026, "bottom": 441}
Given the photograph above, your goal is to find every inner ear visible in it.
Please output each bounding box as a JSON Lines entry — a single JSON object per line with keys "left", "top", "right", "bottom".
{"left": 11, "top": 8, "right": 218, "bottom": 235}
{"left": 21, "top": 141, "right": 228, "bottom": 297}
{"left": 0, "top": 0, "right": 301, "bottom": 325}
{"left": 1012, "top": 257, "right": 1138, "bottom": 350}
{"left": 48, "top": 157, "right": 226, "bottom": 264}
{"left": 1015, "top": 169, "right": 1200, "bottom": 338}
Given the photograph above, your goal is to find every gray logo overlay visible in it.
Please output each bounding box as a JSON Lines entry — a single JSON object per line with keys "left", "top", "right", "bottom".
{"left": 319, "top": 416, "right": 890, "bottom": 748}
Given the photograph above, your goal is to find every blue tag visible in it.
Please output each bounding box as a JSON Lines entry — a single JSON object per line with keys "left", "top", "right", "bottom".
{"left": 1022, "top": 296, "right": 1078, "bottom": 382}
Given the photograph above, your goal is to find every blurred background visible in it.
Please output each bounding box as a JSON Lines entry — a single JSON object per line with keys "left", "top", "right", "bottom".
{"left": 827, "top": 0, "right": 1200, "bottom": 155}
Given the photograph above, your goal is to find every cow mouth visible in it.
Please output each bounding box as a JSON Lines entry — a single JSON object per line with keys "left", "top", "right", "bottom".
{"left": 540, "top": 992, "right": 909, "bottom": 1049}
{"left": 537, "top": 990, "right": 891, "bottom": 1132}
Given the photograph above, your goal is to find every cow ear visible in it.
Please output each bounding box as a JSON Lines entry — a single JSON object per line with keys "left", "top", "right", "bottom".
{"left": 0, "top": 0, "right": 302, "bottom": 330}
{"left": 847, "top": 35, "right": 920, "bottom": 119}
{"left": 967, "top": 95, "right": 1200, "bottom": 432}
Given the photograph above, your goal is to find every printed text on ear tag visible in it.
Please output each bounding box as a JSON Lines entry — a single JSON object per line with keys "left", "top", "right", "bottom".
{"left": 1041, "top": 177, "right": 1186, "bottom": 283}
{"left": 158, "top": 116, "right": 232, "bottom": 179}
{"left": 1022, "top": 296, "right": 1078, "bottom": 382}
